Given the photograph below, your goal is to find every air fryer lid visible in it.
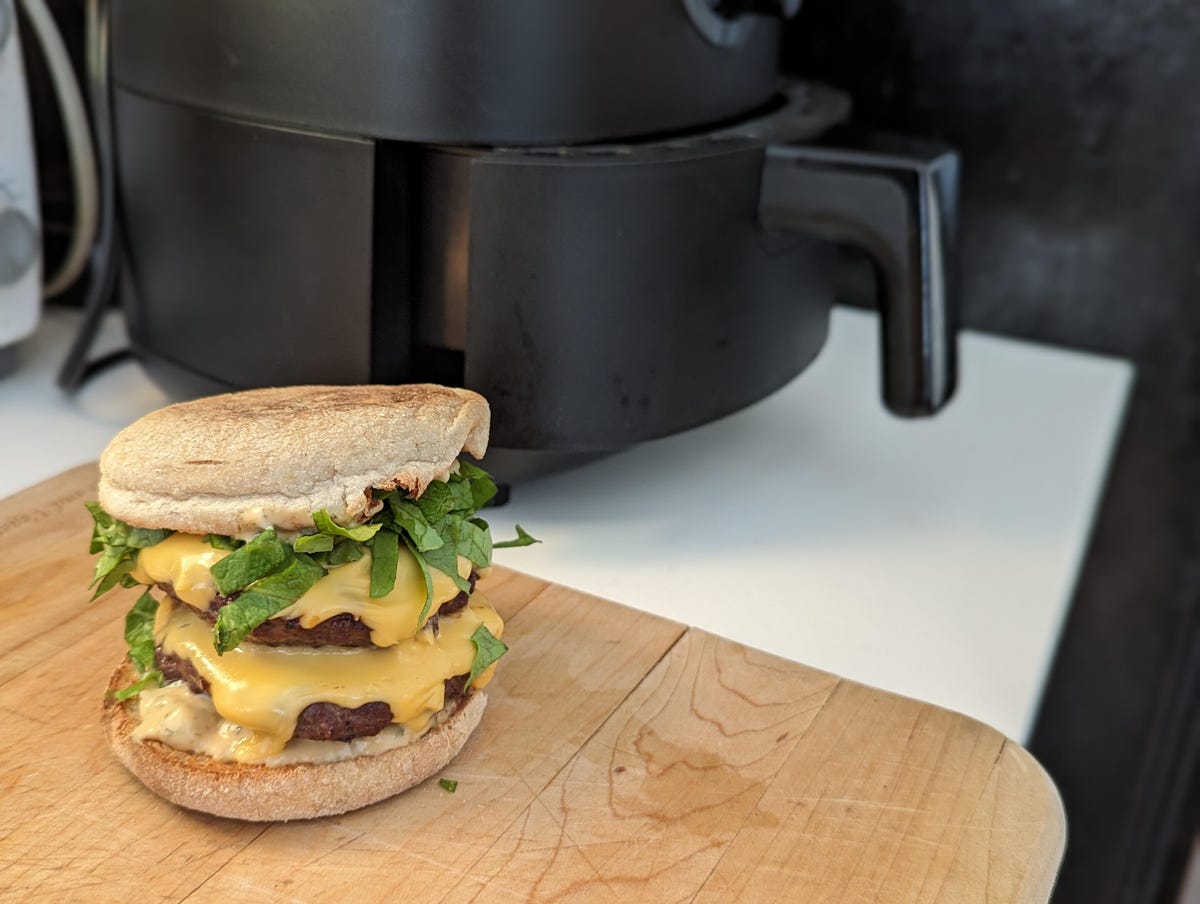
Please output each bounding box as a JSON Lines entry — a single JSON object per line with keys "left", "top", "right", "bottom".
{"left": 110, "top": 0, "right": 787, "bottom": 146}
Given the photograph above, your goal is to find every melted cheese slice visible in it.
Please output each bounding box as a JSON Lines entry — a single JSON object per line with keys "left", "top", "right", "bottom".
{"left": 154, "top": 593, "right": 503, "bottom": 763}
{"left": 132, "top": 533, "right": 469, "bottom": 646}
{"left": 131, "top": 534, "right": 228, "bottom": 608}
{"left": 273, "top": 548, "right": 469, "bottom": 647}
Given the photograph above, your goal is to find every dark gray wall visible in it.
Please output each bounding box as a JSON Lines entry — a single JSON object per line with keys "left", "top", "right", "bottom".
{"left": 784, "top": 0, "right": 1200, "bottom": 362}
{"left": 782, "top": 5, "right": 1199, "bottom": 902}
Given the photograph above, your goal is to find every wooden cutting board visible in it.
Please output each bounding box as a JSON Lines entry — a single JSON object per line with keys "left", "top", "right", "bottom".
{"left": 0, "top": 465, "right": 1065, "bottom": 903}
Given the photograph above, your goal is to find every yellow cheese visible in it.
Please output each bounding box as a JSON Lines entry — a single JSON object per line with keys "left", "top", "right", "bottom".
{"left": 131, "top": 534, "right": 229, "bottom": 608}
{"left": 131, "top": 533, "right": 469, "bottom": 646}
{"left": 154, "top": 592, "right": 503, "bottom": 763}
{"left": 274, "top": 548, "right": 469, "bottom": 647}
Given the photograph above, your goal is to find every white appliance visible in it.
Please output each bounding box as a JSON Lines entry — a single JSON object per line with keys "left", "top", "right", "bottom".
{"left": 0, "top": 0, "right": 41, "bottom": 375}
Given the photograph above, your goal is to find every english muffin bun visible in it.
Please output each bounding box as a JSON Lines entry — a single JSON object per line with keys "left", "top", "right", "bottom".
{"left": 102, "top": 660, "right": 487, "bottom": 822}
{"left": 98, "top": 384, "right": 490, "bottom": 537}
{"left": 89, "top": 384, "right": 519, "bottom": 824}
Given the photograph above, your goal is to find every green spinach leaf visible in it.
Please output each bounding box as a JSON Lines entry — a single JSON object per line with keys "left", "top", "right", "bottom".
{"left": 212, "top": 554, "right": 327, "bottom": 652}
{"left": 210, "top": 528, "right": 291, "bottom": 595}
{"left": 467, "top": 624, "right": 508, "bottom": 685}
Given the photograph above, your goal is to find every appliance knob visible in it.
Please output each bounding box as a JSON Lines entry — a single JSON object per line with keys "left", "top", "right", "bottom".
{"left": 0, "top": 206, "right": 39, "bottom": 286}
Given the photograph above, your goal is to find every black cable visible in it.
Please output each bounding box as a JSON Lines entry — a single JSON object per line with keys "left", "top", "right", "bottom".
{"left": 57, "top": 0, "right": 123, "bottom": 393}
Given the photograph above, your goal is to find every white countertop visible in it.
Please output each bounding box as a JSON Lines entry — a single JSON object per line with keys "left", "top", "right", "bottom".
{"left": 0, "top": 305, "right": 1132, "bottom": 743}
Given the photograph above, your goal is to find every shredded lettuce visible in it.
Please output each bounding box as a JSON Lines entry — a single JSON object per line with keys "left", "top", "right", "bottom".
{"left": 212, "top": 554, "right": 326, "bottom": 652}
{"left": 367, "top": 529, "right": 400, "bottom": 598}
{"left": 85, "top": 502, "right": 171, "bottom": 600}
{"left": 123, "top": 589, "right": 160, "bottom": 674}
{"left": 467, "top": 624, "right": 508, "bottom": 685}
{"left": 312, "top": 509, "right": 382, "bottom": 543}
{"left": 109, "top": 590, "right": 163, "bottom": 700}
{"left": 402, "top": 535, "right": 436, "bottom": 623}
{"left": 85, "top": 458, "right": 538, "bottom": 665}
{"left": 326, "top": 538, "right": 364, "bottom": 566}
{"left": 204, "top": 533, "right": 241, "bottom": 551}
{"left": 385, "top": 497, "right": 445, "bottom": 552}
{"left": 111, "top": 671, "right": 162, "bottom": 703}
{"left": 210, "top": 528, "right": 291, "bottom": 596}
{"left": 494, "top": 524, "right": 539, "bottom": 549}
{"left": 292, "top": 532, "right": 334, "bottom": 553}
{"left": 448, "top": 518, "right": 492, "bottom": 569}
{"left": 296, "top": 463, "right": 537, "bottom": 619}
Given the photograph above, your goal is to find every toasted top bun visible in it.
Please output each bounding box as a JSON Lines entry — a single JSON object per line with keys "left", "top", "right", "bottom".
{"left": 98, "top": 384, "right": 490, "bottom": 536}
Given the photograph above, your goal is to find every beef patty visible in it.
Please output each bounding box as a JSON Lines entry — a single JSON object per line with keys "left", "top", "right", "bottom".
{"left": 155, "top": 649, "right": 472, "bottom": 742}
{"left": 163, "top": 572, "right": 476, "bottom": 647}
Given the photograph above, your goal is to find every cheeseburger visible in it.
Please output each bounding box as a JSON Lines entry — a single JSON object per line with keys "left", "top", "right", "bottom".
{"left": 88, "top": 385, "right": 534, "bottom": 821}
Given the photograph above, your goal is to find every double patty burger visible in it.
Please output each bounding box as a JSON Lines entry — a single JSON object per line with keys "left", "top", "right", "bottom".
{"left": 89, "top": 385, "right": 533, "bottom": 821}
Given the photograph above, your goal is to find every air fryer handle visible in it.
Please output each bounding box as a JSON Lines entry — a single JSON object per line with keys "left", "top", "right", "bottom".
{"left": 759, "top": 134, "right": 960, "bottom": 416}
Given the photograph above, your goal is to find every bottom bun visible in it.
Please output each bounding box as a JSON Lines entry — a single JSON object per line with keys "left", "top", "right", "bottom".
{"left": 102, "top": 659, "right": 486, "bottom": 821}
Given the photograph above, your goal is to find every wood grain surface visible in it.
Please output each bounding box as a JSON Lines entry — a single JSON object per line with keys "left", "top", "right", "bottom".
{"left": 0, "top": 464, "right": 1065, "bottom": 903}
